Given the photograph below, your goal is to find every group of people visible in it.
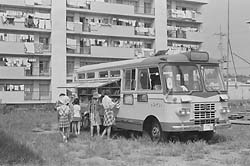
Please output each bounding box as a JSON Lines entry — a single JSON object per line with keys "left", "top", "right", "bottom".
{"left": 55, "top": 90, "right": 118, "bottom": 143}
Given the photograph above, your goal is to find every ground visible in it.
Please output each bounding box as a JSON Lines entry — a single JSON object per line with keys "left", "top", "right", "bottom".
{"left": 0, "top": 109, "right": 250, "bottom": 166}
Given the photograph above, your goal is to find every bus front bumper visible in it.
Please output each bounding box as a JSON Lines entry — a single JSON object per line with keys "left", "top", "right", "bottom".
{"left": 161, "top": 121, "right": 231, "bottom": 132}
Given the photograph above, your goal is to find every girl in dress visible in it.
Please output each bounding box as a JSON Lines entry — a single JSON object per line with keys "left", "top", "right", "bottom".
{"left": 57, "top": 96, "right": 71, "bottom": 143}
{"left": 101, "top": 90, "right": 118, "bottom": 139}
{"left": 89, "top": 92, "right": 102, "bottom": 137}
{"left": 72, "top": 98, "right": 81, "bottom": 135}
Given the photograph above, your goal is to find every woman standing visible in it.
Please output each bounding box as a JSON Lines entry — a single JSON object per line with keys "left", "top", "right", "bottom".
{"left": 89, "top": 92, "right": 101, "bottom": 137}
{"left": 101, "top": 90, "right": 117, "bottom": 139}
{"left": 57, "top": 96, "right": 71, "bottom": 143}
{"left": 72, "top": 98, "right": 81, "bottom": 135}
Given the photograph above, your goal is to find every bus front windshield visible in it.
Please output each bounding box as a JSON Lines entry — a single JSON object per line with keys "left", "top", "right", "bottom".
{"left": 201, "top": 66, "right": 226, "bottom": 92}
{"left": 163, "top": 64, "right": 202, "bottom": 93}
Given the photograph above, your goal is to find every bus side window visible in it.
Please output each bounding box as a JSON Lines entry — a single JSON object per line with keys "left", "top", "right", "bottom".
{"left": 138, "top": 68, "right": 150, "bottom": 90}
{"left": 124, "top": 69, "right": 136, "bottom": 91}
{"left": 149, "top": 67, "right": 161, "bottom": 90}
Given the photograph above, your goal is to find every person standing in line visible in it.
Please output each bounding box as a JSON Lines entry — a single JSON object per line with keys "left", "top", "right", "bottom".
{"left": 55, "top": 93, "right": 66, "bottom": 121}
{"left": 89, "top": 92, "right": 102, "bottom": 137}
{"left": 101, "top": 90, "right": 117, "bottom": 139}
{"left": 72, "top": 98, "right": 81, "bottom": 135}
{"left": 57, "top": 96, "right": 71, "bottom": 143}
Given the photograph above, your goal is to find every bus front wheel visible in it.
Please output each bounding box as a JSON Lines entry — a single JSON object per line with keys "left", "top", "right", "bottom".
{"left": 150, "top": 120, "right": 163, "bottom": 142}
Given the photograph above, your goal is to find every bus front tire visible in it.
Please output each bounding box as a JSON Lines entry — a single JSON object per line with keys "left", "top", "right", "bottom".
{"left": 150, "top": 120, "right": 163, "bottom": 142}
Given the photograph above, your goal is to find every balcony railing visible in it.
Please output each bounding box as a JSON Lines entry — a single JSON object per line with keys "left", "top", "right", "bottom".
{"left": 167, "top": 29, "right": 203, "bottom": 42}
{"left": 67, "top": 21, "right": 155, "bottom": 37}
{"left": 25, "top": 67, "right": 51, "bottom": 77}
{"left": 24, "top": 91, "right": 51, "bottom": 101}
{"left": 167, "top": 9, "right": 202, "bottom": 22}
{"left": 0, "top": 0, "right": 51, "bottom": 7}
{"left": 66, "top": 45, "right": 91, "bottom": 54}
{"left": 66, "top": 0, "right": 155, "bottom": 15}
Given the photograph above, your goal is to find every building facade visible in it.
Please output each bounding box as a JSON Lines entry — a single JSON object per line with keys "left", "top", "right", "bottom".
{"left": 0, "top": 0, "right": 208, "bottom": 103}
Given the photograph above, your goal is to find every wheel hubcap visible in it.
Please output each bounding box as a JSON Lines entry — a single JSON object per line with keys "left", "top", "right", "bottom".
{"left": 152, "top": 126, "right": 160, "bottom": 138}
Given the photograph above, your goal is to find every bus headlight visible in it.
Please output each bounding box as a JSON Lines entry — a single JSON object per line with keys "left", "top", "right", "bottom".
{"left": 176, "top": 108, "right": 191, "bottom": 116}
{"left": 220, "top": 107, "right": 230, "bottom": 114}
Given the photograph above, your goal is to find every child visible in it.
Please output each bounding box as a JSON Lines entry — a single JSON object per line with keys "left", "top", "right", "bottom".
{"left": 89, "top": 92, "right": 101, "bottom": 137}
{"left": 101, "top": 90, "right": 118, "bottom": 139}
{"left": 72, "top": 98, "right": 81, "bottom": 135}
{"left": 57, "top": 96, "right": 71, "bottom": 143}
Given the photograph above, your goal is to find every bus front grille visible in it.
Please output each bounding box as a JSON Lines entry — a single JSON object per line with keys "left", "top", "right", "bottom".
{"left": 194, "top": 103, "right": 216, "bottom": 125}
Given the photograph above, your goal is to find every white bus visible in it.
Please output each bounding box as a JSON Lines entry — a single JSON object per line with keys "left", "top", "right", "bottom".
{"left": 68, "top": 51, "right": 231, "bottom": 141}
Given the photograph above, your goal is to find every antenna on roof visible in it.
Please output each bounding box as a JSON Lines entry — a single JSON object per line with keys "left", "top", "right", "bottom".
{"left": 154, "top": 49, "right": 169, "bottom": 56}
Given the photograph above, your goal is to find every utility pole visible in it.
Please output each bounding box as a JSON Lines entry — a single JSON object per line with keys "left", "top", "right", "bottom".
{"left": 214, "top": 26, "right": 226, "bottom": 72}
{"left": 226, "top": 0, "right": 230, "bottom": 90}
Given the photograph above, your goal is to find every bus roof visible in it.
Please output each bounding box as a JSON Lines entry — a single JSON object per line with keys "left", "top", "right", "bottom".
{"left": 76, "top": 51, "right": 219, "bottom": 73}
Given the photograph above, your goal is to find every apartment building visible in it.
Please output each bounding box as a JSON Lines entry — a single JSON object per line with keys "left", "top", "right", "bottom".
{"left": 0, "top": 0, "right": 208, "bottom": 104}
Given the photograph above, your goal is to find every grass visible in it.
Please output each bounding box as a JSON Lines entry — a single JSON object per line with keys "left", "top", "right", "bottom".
{"left": 1, "top": 108, "right": 250, "bottom": 166}
{"left": 0, "top": 129, "right": 43, "bottom": 165}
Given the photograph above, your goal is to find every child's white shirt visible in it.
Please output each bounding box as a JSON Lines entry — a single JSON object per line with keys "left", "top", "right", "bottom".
{"left": 73, "top": 104, "right": 81, "bottom": 118}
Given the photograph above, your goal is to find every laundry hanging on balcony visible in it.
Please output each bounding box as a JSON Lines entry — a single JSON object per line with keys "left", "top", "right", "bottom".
{"left": 24, "top": 42, "right": 35, "bottom": 53}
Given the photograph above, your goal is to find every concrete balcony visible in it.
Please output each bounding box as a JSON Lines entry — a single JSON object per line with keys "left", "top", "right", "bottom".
{"left": 0, "top": 91, "right": 51, "bottom": 103}
{"left": 168, "top": 30, "right": 203, "bottom": 42}
{"left": 0, "top": 91, "right": 25, "bottom": 103}
{"left": 174, "top": 0, "right": 208, "bottom": 4}
{"left": 67, "top": 45, "right": 136, "bottom": 59}
{"left": 0, "top": 0, "right": 51, "bottom": 8}
{"left": 90, "top": 1, "right": 135, "bottom": 16}
{"left": 0, "top": 20, "right": 51, "bottom": 33}
{"left": 0, "top": 66, "right": 51, "bottom": 79}
{"left": 0, "top": 42, "right": 25, "bottom": 55}
{"left": 90, "top": 25, "right": 135, "bottom": 37}
{"left": 167, "top": 9, "right": 203, "bottom": 23}
{"left": 91, "top": 46, "right": 136, "bottom": 59}
{"left": 0, "top": 41, "right": 51, "bottom": 55}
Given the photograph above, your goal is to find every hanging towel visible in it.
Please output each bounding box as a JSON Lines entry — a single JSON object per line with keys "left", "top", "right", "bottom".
{"left": 24, "top": 42, "right": 35, "bottom": 53}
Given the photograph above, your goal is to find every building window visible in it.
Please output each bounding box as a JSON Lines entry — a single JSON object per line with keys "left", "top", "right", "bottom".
{"left": 39, "top": 36, "right": 50, "bottom": 50}
{"left": 39, "top": 60, "right": 50, "bottom": 76}
{"left": 39, "top": 84, "right": 50, "bottom": 100}
{"left": 67, "top": 60, "right": 74, "bottom": 76}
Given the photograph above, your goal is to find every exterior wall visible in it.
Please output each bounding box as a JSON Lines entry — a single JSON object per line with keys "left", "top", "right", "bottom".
{"left": 154, "top": 0, "right": 167, "bottom": 51}
{"left": 51, "top": 0, "right": 66, "bottom": 102}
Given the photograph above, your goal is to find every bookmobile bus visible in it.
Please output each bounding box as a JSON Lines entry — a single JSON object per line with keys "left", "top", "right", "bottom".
{"left": 65, "top": 51, "right": 231, "bottom": 142}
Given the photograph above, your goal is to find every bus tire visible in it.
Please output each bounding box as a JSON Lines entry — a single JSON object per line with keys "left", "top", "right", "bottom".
{"left": 150, "top": 120, "right": 163, "bottom": 142}
{"left": 81, "top": 114, "right": 90, "bottom": 131}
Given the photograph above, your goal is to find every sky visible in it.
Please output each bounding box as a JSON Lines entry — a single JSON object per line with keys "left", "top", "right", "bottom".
{"left": 202, "top": 0, "right": 250, "bottom": 76}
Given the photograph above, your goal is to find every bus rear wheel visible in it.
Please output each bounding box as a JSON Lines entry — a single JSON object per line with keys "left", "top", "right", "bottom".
{"left": 150, "top": 121, "right": 163, "bottom": 142}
